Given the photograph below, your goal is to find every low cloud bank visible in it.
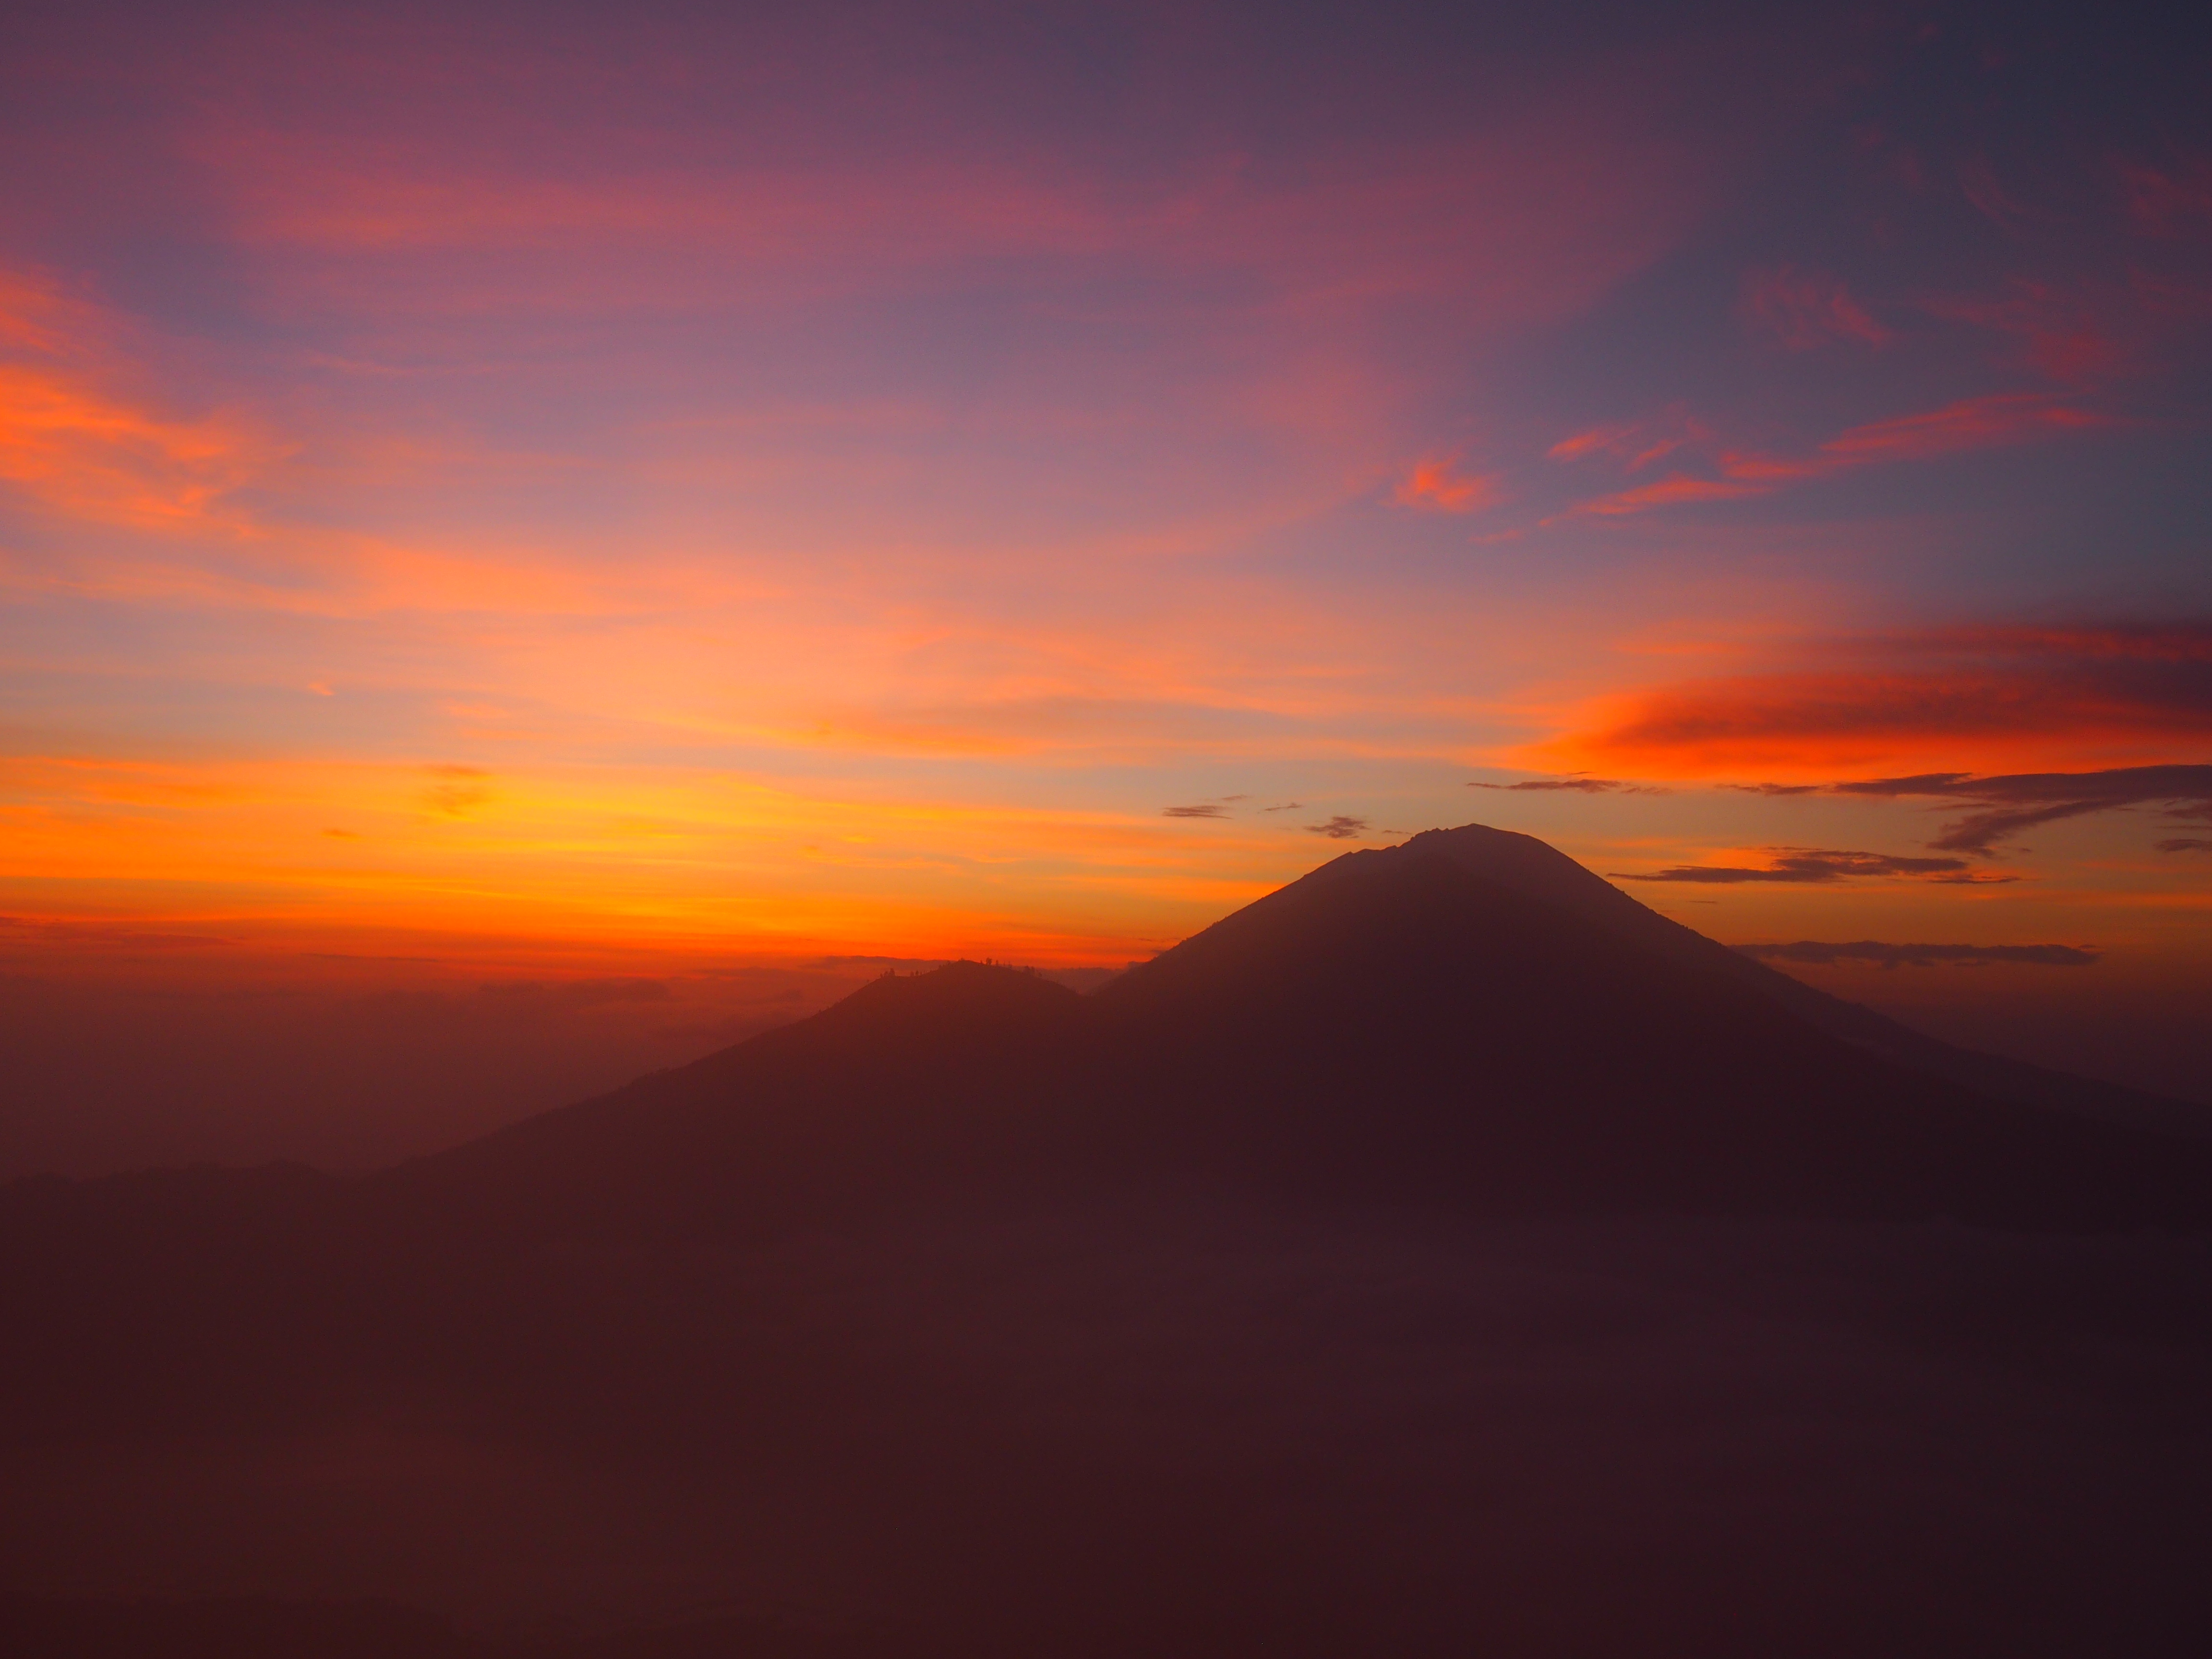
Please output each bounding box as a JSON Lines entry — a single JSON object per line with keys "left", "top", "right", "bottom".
{"left": 1824, "top": 764, "right": 2212, "bottom": 854}
{"left": 1564, "top": 623, "right": 2212, "bottom": 793}
{"left": 1735, "top": 940, "right": 2100, "bottom": 968}
{"left": 1613, "top": 848, "right": 2012, "bottom": 884}
{"left": 1471, "top": 777, "right": 1668, "bottom": 795}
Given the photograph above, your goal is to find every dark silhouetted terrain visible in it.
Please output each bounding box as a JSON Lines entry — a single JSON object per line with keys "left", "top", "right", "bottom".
{"left": 4, "top": 827, "right": 2210, "bottom": 1656}
{"left": 382, "top": 824, "right": 2212, "bottom": 1236}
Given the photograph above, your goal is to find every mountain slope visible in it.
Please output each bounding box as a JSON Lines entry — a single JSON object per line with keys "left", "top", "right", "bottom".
{"left": 1089, "top": 836, "right": 2212, "bottom": 1227}
{"left": 385, "top": 959, "right": 1090, "bottom": 1239}
{"left": 354, "top": 825, "right": 2212, "bottom": 1237}
{"left": 1398, "top": 823, "right": 2208, "bottom": 1138}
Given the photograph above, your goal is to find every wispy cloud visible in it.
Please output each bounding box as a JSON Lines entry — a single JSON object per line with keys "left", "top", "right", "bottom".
{"left": 1560, "top": 394, "right": 2109, "bottom": 520}
{"left": 420, "top": 764, "right": 493, "bottom": 817}
{"left": 1566, "top": 475, "right": 1767, "bottom": 517}
{"left": 1735, "top": 940, "right": 2098, "bottom": 968}
{"left": 1395, "top": 457, "right": 1502, "bottom": 514}
{"left": 1828, "top": 765, "right": 2212, "bottom": 855}
{"left": 1541, "top": 621, "right": 2212, "bottom": 776}
{"left": 1546, "top": 408, "right": 1708, "bottom": 471}
{"left": 1612, "top": 848, "right": 2009, "bottom": 884}
{"left": 1305, "top": 815, "right": 1368, "bottom": 839}
{"left": 1780, "top": 393, "right": 2106, "bottom": 470}
{"left": 0, "top": 267, "right": 273, "bottom": 529}
{"left": 1712, "top": 765, "right": 2212, "bottom": 856}
{"left": 1547, "top": 424, "right": 1636, "bottom": 461}
{"left": 1741, "top": 265, "right": 1890, "bottom": 350}
{"left": 1924, "top": 279, "right": 2121, "bottom": 383}
{"left": 1470, "top": 775, "right": 1667, "bottom": 795}
{"left": 2121, "top": 154, "right": 2212, "bottom": 231}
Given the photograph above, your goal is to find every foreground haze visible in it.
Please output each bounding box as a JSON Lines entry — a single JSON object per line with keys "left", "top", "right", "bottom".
{"left": 2, "top": 0, "right": 2211, "bottom": 1173}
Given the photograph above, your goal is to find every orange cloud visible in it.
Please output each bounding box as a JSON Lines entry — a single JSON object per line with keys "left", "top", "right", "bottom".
{"left": 1395, "top": 457, "right": 1502, "bottom": 514}
{"left": 0, "top": 268, "right": 271, "bottom": 528}
{"left": 1526, "top": 622, "right": 2212, "bottom": 779}
{"left": 421, "top": 764, "right": 494, "bottom": 818}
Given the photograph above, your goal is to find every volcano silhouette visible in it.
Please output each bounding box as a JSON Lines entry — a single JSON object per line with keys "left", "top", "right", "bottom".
{"left": 385, "top": 823, "right": 2212, "bottom": 1237}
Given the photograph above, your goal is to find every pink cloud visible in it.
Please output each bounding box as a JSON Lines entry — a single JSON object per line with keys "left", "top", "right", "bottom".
{"left": 1741, "top": 265, "right": 1891, "bottom": 349}
{"left": 1959, "top": 156, "right": 2036, "bottom": 231}
{"left": 2119, "top": 155, "right": 2212, "bottom": 234}
{"left": 1567, "top": 475, "right": 1767, "bottom": 517}
{"left": 0, "top": 267, "right": 274, "bottom": 529}
{"left": 1532, "top": 621, "right": 2212, "bottom": 778}
{"left": 1545, "top": 408, "right": 1709, "bottom": 477}
{"left": 197, "top": 99, "right": 1711, "bottom": 344}
{"left": 1556, "top": 395, "right": 2109, "bottom": 520}
{"left": 1719, "top": 395, "right": 2106, "bottom": 482}
{"left": 1546, "top": 423, "right": 1636, "bottom": 461}
{"left": 1807, "top": 393, "right": 2106, "bottom": 465}
{"left": 1396, "top": 457, "right": 1503, "bottom": 514}
{"left": 1925, "top": 282, "right": 2125, "bottom": 384}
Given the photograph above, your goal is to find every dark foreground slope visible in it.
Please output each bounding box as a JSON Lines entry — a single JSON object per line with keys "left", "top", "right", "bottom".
{"left": 5, "top": 826, "right": 2212, "bottom": 1657}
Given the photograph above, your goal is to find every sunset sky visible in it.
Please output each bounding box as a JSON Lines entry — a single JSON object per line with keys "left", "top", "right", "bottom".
{"left": 4, "top": 1, "right": 2210, "bottom": 1165}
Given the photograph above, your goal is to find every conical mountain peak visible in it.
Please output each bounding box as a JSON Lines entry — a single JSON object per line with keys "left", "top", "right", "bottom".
{"left": 375, "top": 824, "right": 2212, "bottom": 1237}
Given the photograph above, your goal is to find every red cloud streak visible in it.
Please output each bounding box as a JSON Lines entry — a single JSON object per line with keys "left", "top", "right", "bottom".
{"left": 1568, "top": 395, "right": 2109, "bottom": 518}
{"left": 1396, "top": 457, "right": 1502, "bottom": 513}
{"left": 1537, "top": 622, "right": 2212, "bottom": 777}
{"left": 1741, "top": 265, "right": 1890, "bottom": 350}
